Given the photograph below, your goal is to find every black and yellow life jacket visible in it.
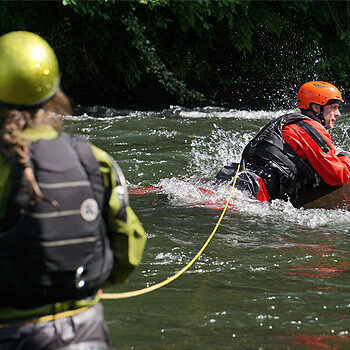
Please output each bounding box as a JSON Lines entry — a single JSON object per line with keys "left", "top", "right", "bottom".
{"left": 241, "top": 113, "right": 324, "bottom": 203}
{"left": 0, "top": 133, "right": 113, "bottom": 307}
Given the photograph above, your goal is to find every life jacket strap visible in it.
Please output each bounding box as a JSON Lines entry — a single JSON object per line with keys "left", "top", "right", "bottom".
{"left": 0, "top": 305, "right": 90, "bottom": 329}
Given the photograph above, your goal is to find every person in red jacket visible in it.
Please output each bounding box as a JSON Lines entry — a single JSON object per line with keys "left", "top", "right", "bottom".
{"left": 283, "top": 81, "right": 349, "bottom": 187}
{"left": 216, "top": 81, "right": 350, "bottom": 206}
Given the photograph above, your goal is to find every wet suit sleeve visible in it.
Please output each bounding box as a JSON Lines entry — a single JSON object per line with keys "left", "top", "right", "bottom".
{"left": 90, "top": 144, "right": 146, "bottom": 284}
{"left": 282, "top": 120, "right": 350, "bottom": 186}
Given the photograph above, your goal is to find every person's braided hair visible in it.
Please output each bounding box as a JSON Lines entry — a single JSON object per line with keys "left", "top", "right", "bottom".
{"left": 0, "top": 88, "right": 71, "bottom": 208}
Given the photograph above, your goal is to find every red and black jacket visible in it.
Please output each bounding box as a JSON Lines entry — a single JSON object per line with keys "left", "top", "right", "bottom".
{"left": 282, "top": 118, "right": 350, "bottom": 186}
{"left": 241, "top": 113, "right": 350, "bottom": 205}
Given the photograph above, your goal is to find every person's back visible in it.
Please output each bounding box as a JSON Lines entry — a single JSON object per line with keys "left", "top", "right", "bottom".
{"left": 0, "top": 31, "right": 146, "bottom": 350}
{"left": 1, "top": 131, "right": 114, "bottom": 306}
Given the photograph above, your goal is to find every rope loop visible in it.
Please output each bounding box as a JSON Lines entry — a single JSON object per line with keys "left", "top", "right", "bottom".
{"left": 101, "top": 164, "right": 240, "bottom": 300}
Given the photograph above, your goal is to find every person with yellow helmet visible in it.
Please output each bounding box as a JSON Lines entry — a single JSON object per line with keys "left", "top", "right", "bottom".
{"left": 216, "top": 81, "right": 350, "bottom": 207}
{"left": 0, "top": 31, "right": 146, "bottom": 349}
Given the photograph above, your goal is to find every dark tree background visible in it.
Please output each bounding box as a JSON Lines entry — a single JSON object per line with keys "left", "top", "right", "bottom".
{"left": 0, "top": 0, "right": 349, "bottom": 109}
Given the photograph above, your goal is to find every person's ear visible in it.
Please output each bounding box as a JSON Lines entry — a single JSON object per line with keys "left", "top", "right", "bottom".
{"left": 311, "top": 103, "right": 320, "bottom": 114}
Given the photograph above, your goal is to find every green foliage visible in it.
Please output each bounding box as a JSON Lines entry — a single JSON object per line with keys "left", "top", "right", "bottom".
{"left": 122, "top": 10, "right": 205, "bottom": 103}
{"left": 62, "top": 0, "right": 116, "bottom": 20}
{"left": 62, "top": 0, "right": 115, "bottom": 19}
{"left": 138, "top": 0, "right": 170, "bottom": 9}
{"left": 0, "top": 0, "right": 348, "bottom": 108}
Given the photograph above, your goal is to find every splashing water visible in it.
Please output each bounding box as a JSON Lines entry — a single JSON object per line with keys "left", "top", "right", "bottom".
{"left": 64, "top": 105, "right": 350, "bottom": 231}
{"left": 65, "top": 104, "right": 350, "bottom": 350}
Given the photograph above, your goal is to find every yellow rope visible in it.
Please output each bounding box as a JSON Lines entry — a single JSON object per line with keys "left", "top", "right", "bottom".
{"left": 0, "top": 306, "right": 90, "bottom": 328}
{"left": 101, "top": 164, "right": 240, "bottom": 300}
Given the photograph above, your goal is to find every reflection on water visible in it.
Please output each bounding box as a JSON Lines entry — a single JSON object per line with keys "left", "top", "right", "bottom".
{"left": 65, "top": 105, "right": 350, "bottom": 349}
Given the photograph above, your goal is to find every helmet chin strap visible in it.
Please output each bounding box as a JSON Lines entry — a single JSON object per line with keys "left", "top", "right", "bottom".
{"left": 309, "top": 104, "right": 325, "bottom": 127}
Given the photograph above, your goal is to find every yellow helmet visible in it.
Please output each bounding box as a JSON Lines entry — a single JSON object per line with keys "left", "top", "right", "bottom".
{"left": 0, "top": 31, "right": 60, "bottom": 106}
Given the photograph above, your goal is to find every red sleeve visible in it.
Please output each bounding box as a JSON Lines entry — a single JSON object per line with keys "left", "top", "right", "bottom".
{"left": 282, "top": 119, "right": 350, "bottom": 186}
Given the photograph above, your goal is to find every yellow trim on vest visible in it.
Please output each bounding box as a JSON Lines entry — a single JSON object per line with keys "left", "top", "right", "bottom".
{"left": 0, "top": 305, "right": 90, "bottom": 329}
{"left": 20, "top": 124, "right": 58, "bottom": 141}
{"left": 0, "top": 294, "right": 100, "bottom": 324}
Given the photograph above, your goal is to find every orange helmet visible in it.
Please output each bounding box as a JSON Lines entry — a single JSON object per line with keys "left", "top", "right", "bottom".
{"left": 297, "top": 81, "right": 343, "bottom": 109}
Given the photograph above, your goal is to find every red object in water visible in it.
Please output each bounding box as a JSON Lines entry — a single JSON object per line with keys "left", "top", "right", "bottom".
{"left": 128, "top": 186, "right": 162, "bottom": 195}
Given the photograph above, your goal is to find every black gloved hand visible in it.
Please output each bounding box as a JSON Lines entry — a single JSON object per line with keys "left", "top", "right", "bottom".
{"left": 215, "top": 163, "right": 240, "bottom": 182}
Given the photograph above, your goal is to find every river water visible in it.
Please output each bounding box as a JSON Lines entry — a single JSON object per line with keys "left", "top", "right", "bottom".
{"left": 64, "top": 105, "right": 350, "bottom": 349}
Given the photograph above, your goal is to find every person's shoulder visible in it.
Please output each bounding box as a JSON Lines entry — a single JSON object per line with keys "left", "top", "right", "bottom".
{"left": 302, "top": 118, "right": 326, "bottom": 132}
{"left": 20, "top": 125, "right": 58, "bottom": 141}
{"left": 279, "top": 112, "right": 309, "bottom": 125}
{"left": 89, "top": 143, "right": 109, "bottom": 162}
{"left": 88, "top": 143, "right": 116, "bottom": 174}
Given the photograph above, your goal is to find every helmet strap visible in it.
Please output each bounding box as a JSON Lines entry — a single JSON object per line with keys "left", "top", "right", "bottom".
{"left": 308, "top": 104, "right": 325, "bottom": 127}
{"left": 318, "top": 105, "right": 325, "bottom": 127}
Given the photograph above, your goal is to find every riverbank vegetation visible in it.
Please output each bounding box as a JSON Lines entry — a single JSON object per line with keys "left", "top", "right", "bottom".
{"left": 1, "top": 0, "right": 349, "bottom": 109}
